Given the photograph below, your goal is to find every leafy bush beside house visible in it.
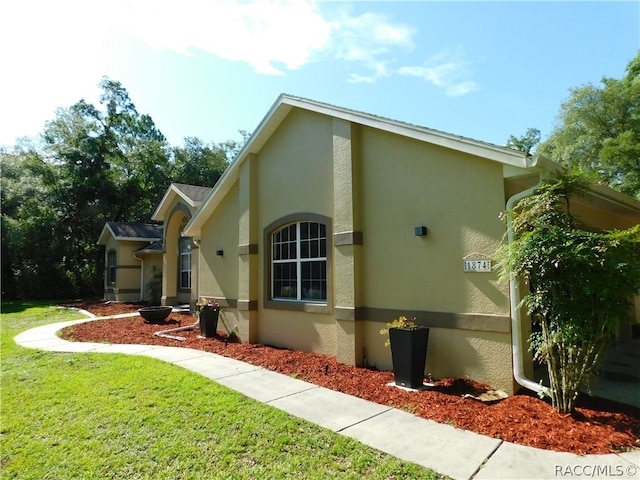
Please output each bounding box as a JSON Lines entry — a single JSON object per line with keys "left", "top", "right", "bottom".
{"left": 496, "top": 175, "right": 640, "bottom": 413}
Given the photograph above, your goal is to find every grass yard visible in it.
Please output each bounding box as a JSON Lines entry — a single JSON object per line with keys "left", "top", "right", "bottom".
{"left": 0, "top": 301, "right": 444, "bottom": 479}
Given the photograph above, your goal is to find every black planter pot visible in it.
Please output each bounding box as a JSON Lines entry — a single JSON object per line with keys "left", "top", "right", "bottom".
{"left": 389, "top": 327, "right": 430, "bottom": 389}
{"left": 199, "top": 306, "right": 220, "bottom": 338}
{"left": 138, "top": 306, "right": 173, "bottom": 324}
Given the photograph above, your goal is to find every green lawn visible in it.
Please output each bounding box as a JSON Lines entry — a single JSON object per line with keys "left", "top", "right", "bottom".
{"left": 1, "top": 301, "right": 445, "bottom": 479}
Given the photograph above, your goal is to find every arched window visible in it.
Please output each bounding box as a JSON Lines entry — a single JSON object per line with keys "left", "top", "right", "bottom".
{"left": 272, "top": 221, "right": 327, "bottom": 302}
{"left": 107, "top": 250, "right": 117, "bottom": 284}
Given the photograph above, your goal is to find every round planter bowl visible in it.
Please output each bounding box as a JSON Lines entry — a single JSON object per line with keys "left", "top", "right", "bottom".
{"left": 138, "top": 306, "right": 173, "bottom": 324}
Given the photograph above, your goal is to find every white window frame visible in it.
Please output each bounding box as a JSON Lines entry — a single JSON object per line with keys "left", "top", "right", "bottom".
{"left": 271, "top": 221, "right": 327, "bottom": 303}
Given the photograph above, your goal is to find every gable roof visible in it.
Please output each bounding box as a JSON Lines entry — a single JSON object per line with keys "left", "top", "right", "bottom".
{"left": 151, "top": 183, "right": 213, "bottom": 221}
{"left": 183, "top": 94, "right": 535, "bottom": 237}
{"left": 97, "top": 222, "right": 163, "bottom": 245}
{"left": 183, "top": 94, "right": 640, "bottom": 237}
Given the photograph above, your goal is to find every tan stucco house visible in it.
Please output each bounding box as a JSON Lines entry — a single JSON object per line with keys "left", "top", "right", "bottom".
{"left": 173, "top": 94, "right": 640, "bottom": 394}
{"left": 97, "top": 95, "right": 637, "bottom": 394}
{"left": 151, "top": 183, "right": 212, "bottom": 307}
{"left": 97, "top": 222, "right": 163, "bottom": 302}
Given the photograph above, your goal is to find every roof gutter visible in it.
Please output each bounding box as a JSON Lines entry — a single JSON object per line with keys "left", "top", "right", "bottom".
{"left": 505, "top": 158, "right": 551, "bottom": 396}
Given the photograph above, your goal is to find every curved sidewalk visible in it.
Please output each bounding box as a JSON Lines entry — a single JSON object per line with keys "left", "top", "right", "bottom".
{"left": 14, "top": 316, "right": 640, "bottom": 480}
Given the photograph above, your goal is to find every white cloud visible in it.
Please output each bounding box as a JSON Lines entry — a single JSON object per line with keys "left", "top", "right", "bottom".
{"left": 112, "top": 0, "right": 415, "bottom": 81}
{"left": 0, "top": 0, "right": 478, "bottom": 147}
{"left": 116, "top": 0, "right": 333, "bottom": 75}
{"left": 332, "top": 12, "right": 414, "bottom": 62}
{"left": 331, "top": 11, "right": 414, "bottom": 84}
{"left": 0, "top": 0, "right": 113, "bottom": 145}
{"left": 398, "top": 50, "right": 479, "bottom": 97}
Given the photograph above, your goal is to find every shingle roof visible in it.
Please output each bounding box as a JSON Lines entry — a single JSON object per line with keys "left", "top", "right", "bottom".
{"left": 108, "top": 222, "right": 163, "bottom": 239}
{"left": 135, "top": 240, "right": 163, "bottom": 253}
{"left": 171, "top": 184, "right": 212, "bottom": 203}
{"left": 97, "top": 222, "right": 163, "bottom": 244}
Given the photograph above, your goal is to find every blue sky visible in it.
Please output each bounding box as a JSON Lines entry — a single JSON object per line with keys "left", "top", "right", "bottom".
{"left": 1, "top": 1, "right": 638, "bottom": 150}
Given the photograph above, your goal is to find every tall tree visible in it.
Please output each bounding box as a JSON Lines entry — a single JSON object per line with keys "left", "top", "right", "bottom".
{"left": 539, "top": 52, "right": 640, "bottom": 199}
{"left": 38, "top": 77, "right": 172, "bottom": 297}
{"left": 506, "top": 128, "right": 541, "bottom": 154}
{"left": 172, "top": 137, "right": 232, "bottom": 187}
{"left": 1, "top": 145, "right": 72, "bottom": 298}
{"left": 2, "top": 77, "right": 244, "bottom": 300}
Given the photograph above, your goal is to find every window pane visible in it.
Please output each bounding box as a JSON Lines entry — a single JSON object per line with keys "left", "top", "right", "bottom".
{"left": 108, "top": 252, "right": 117, "bottom": 283}
{"left": 300, "top": 222, "right": 325, "bottom": 259}
{"left": 273, "top": 262, "right": 297, "bottom": 298}
{"left": 273, "top": 224, "right": 299, "bottom": 260}
{"left": 179, "top": 238, "right": 191, "bottom": 289}
{"left": 301, "top": 260, "right": 326, "bottom": 300}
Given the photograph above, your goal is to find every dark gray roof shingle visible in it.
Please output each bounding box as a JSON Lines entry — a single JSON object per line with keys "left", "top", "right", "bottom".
{"left": 107, "top": 222, "right": 163, "bottom": 240}
{"left": 172, "top": 183, "right": 212, "bottom": 203}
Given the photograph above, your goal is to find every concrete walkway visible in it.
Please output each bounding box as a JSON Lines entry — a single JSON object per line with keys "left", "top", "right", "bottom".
{"left": 14, "top": 315, "right": 640, "bottom": 480}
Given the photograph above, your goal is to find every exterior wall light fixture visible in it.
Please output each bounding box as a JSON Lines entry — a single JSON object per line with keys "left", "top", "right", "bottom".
{"left": 414, "top": 226, "right": 428, "bottom": 237}
{"left": 216, "top": 249, "right": 224, "bottom": 256}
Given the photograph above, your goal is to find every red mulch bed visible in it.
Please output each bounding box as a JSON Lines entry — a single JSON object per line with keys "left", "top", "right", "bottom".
{"left": 59, "top": 301, "right": 640, "bottom": 455}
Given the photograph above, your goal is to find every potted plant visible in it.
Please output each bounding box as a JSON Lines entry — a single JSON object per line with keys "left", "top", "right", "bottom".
{"left": 196, "top": 298, "right": 220, "bottom": 338}
{"left": 380, "top": 315, "right": 430, "bottom": 389}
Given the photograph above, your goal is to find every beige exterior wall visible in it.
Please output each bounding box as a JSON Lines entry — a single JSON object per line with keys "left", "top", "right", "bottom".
{"left": 256, "top": 110, "right": 335, "bottom": 222}
{"left": 192, "top": 106, "right": 639, "bottom": 395}
{"left": 358, "top": 128, "right": 509, "bottom": 314}
{"left": 254, "top": 110, "right": 336, "bottom": 355}
{"left": 103, "top": 237, "right": 143, "bottom": 302}
{"left": 199, "top": 182, "right": 240, "bottom": 303}
{"left": 194, "top": 108, "right": 516, "bottom": 391}
{"left": 196, "top": 111, "right": 338, "bottom": 354}
{"left": 356, "top": 126, "right": 513, "bottom": 392}
{"left": 139, "top": 254, "right": 163, "bottom": 303}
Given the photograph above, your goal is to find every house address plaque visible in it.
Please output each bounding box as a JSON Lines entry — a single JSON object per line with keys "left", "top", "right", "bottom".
{"left": 463, "top": 259, "right": 492, "bottom": 273}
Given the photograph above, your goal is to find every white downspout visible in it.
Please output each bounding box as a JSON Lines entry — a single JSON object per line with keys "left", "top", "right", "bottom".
{"left": 506, "top": 173, "right": 550, "bottom": 396}
{"left": 133, "top": 253, "right": 145, "bottom": 302}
